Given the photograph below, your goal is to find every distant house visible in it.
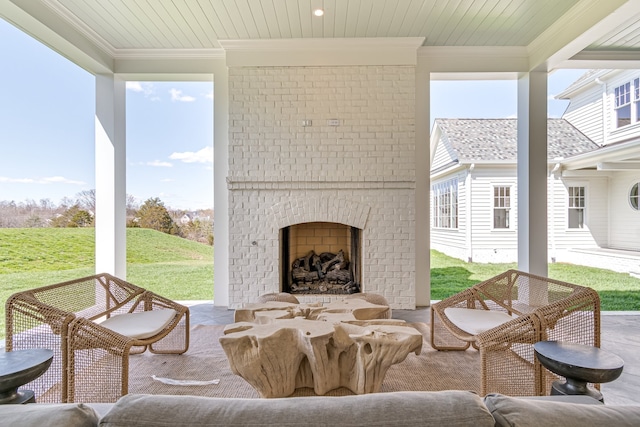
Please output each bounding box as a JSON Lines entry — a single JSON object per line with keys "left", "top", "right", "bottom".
{"left": 430, "top": 70, "right": 640, "bottom": 273}
{"left": 180, "top": 214, "right": 192, "bottom": 225}
{"left": 179, "top": 212, "right": 213, "bottom": 225}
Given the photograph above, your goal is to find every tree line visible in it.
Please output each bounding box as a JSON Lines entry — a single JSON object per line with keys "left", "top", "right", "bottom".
{"left": 0, "top": 190, "right": 213, "bottom": 245}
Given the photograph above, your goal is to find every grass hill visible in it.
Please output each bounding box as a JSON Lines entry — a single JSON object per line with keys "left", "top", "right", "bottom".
{"left": 0, "top": 228, "right": 214, "bottom": 302}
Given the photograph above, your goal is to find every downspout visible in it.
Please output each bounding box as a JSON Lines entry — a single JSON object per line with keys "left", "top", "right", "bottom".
{"left": 466, "top": 164, "right": 474, "bottom": 263}
{"left": 549, "top": 163, "right": 561, "bottom": 263}
{"left": 594, "top": 77, "right": 610, "bottom": 247}
{"left": 595, "top": 78, "right": 607, "bottom": 146}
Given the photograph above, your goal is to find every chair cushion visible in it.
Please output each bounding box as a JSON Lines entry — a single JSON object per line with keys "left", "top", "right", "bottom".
{"left": 99, "top": 309, "right": 177, "bottom": 340}
{"left": 444, "top": 307, "right": 516, "bottom": 335}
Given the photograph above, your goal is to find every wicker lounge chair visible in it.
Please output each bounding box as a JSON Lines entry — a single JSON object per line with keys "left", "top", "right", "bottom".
{"left": 5, "top": 273, "right": 189, "bottom": 403}
{"left": 430, "top": 269, "right": 600, "bottom": 396}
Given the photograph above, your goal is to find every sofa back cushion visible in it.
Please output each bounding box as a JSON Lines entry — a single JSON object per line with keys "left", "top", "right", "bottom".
{"left": 485, "top": 393, "right": 640, "bottom": 427}
{"left": 0, "top": 403, "right": 99, "bottom": 427}
{"left": 99, "top": 391, "right": 495, "bottom": 427}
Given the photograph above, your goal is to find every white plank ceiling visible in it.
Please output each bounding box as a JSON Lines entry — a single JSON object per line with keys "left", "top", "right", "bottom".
{"left": 51, "top": 0, "right": 583, "bottom": 50}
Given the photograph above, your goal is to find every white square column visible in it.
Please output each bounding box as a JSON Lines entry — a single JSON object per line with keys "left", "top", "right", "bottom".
{"left": 517, "top": 72, "right": 548, "bottom": 278}
{"left": 95, "top": 74, "right": 127, "bottom": 278}
{"left": 213, "top": 63, "right": 230, "bottom": 306}
{"left": 415, "top": 60, "right": 431, "bottom": 306}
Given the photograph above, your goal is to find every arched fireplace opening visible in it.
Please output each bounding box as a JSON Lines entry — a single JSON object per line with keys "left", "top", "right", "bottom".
{"left": 280, "top": 222, "right": 361, "bottom": 295}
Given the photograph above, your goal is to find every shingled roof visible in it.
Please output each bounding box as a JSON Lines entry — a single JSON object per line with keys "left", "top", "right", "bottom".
{"left": 434, "top": 118, "right": 599, "bottom": 162}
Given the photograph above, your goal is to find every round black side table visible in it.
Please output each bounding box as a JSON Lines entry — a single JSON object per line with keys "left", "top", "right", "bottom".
{"left": 0, "top": 349, "right": 54, "bottom": 404}
{"left": 534, "top": 341, "right": 624, "bottom": 403}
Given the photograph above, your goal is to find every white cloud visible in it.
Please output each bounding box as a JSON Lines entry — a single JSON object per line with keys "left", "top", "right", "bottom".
{"left": 127, "top": 82, "right": 160, "bottom": 101}
{"left": 0, "top": 176, "right": 35, "bottom": 183}
{"left": 170, "top": 88, "right": 196, "bottom": 102}
{"left": 42, "top": 176, "right": 85, "bottom": 184}
{"left": 169, "top": 146, "right": 213, "bottom": 164}
{"left": 126, "top": 81, "right": 144, "bottom": 92}
{"left": 147, "top": 160, "right": 173, "bottom": 168}
{"left": 205, "top": 91, "right": 214, "bottom": 100}
{"left": 0, "top": 176, "right": 85, "bottom": 185}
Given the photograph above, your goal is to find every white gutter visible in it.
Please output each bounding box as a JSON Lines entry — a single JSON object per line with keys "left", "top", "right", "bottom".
{"left": 561, "top": 139, "right": 640, "bottom": 170}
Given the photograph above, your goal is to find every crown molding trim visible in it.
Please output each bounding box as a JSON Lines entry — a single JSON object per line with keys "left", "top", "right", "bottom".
{"left": 113, "top": 48, "right": 226, "bottom": 60}
{"left": 219, "top": 38, "right": 425, "bottom": 67}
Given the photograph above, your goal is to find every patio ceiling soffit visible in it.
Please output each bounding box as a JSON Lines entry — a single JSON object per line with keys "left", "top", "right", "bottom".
{"left": 2, "top": 0, "right": 640, "bottom": 76}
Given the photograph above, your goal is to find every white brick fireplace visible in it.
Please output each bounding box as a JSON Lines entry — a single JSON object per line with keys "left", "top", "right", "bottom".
{"left": 226, "top": 62, "right": 418, "bottom": 309}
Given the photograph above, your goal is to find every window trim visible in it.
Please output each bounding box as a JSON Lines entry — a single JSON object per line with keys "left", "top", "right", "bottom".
{"left": 432, "top": 178, "right": 459, "bottom": 229}
{"left": 614, "top": 81, "right": 632, "bottom": 129}
{"left": 567, "top": 185, "right": 586, "bottom": 230}
{"left": 635, "top": 78, "right": 640, "bottom": 123}
{"left": 630, "top": 182, "right": 639, "bottom": 211}
{"left": 492, "top": 185, "right": 512, "bottom": 230}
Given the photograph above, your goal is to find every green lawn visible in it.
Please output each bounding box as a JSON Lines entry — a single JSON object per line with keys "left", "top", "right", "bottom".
{"left": 0, "top": 228, "right": 213, "bottom": 338}
{"left": 0, "top": 229, "right": 638, "bottom": 340}
{"left": 430, "top": 250, "right": 640, "bottom": 311}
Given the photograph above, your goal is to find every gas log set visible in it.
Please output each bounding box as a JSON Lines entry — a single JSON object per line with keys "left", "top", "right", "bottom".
{"left": 290, "top": 250, "right": 360, "bottom": 294}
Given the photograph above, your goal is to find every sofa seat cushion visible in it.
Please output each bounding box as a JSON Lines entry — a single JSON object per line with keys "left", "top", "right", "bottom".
{"left": 99, "top": 391, "right": 495, "bottom": 427}
{"left": 99, "top": 309, "right": 177, "bottom": 340}
{"left": 485, "top": 393, "right": 640, "bottom": 427}
{"left": 444, "top": 308, "right": 517, "bottom": 335}
{"left": 0, "top": 403, "right": 99, "bottom": 427}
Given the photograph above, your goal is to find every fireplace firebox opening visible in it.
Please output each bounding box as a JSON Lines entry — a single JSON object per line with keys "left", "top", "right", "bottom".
{"left": 280, "top": 222, "right": 361, "bottom": 295}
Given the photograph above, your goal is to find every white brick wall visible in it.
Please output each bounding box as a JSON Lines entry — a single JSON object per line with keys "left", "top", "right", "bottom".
{"left": 227, "top": 65, "right": 416, "bottom": 309}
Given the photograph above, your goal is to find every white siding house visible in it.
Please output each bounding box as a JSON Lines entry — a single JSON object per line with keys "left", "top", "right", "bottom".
{"left": 558, "top": 70, "right": 640, "bottom": 271}
{"left": 431, "top": 71, "right": 640, "bottom": 273}
{"left": 430, "top": 118, "right": 615, "bottom": 265}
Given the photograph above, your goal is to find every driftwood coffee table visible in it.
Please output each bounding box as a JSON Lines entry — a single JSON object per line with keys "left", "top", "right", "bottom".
{"left": 220, "top": 300, "right": 423, "bottom": 398}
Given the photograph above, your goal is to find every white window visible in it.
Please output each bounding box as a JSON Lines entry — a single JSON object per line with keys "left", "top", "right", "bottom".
{"left": 493, "top": 186, "right": 511, "bottom": 229}
{"left": 615, "top": 82, "right": 631, "bottom": 128}
{"left": 630, "top": 182, "right": 639, "bottom": 211}
{"left": 568, "top": 186, "right": 585, "bottom": 229}
{"left": 432, "top": 178, "right": 458, "bottom": 229}
{"left": 633, "top": 79, "right": 640, "bottom": 122}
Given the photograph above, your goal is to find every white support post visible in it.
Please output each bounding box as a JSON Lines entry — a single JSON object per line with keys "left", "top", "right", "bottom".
{"left": 517, "top": 71, "right": 548, "bottom": 282}
{"left": 213, "top": 63, "right": 230, "bottom": 307}
{"left": 415, "top": 59, "right": 431, "bottom": 306}
{"left": 95, "top": 74, "right": 127, "bottom": 278}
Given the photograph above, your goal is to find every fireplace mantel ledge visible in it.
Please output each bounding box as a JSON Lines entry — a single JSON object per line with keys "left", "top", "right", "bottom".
{"left": 226, "top": 179, "right": 416, "bottom": 190}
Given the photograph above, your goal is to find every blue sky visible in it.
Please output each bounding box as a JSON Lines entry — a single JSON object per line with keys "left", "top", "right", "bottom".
{"left": 0, "top": 18, "right": 584, "bottom": 210}
{"left": 0, "top": 19, "right": 213, "bottom": 211}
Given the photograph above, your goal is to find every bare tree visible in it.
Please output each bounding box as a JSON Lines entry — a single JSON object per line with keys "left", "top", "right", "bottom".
{"left": 75, "top": 189, "right": 96, "bottom": 212}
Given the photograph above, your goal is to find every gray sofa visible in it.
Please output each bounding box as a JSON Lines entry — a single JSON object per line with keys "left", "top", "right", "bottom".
{"left": 1, "top": 390, "right": 640, "bottom": 427}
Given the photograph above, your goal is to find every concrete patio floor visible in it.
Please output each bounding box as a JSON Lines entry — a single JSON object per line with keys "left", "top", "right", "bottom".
{"left": 189, "top": 302, "right": 640, "bottom": 406}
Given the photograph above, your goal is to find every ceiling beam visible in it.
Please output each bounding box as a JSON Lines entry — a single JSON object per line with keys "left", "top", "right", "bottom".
{"left": 528, "top": 0, "right": 637, "bottom": 71}
{"left": 418, "top": 46, "right": 528, "bottom": 76}
{"left": 114, "top": 49, "right": 225, "bottom": 77}
{"left": 561, "top": 50, "right": 640, "bottom": 69}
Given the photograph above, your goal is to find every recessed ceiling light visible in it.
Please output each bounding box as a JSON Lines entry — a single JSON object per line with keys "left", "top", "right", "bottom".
{"left": 313, "top": 9, "right": 324, "bottom": 17}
